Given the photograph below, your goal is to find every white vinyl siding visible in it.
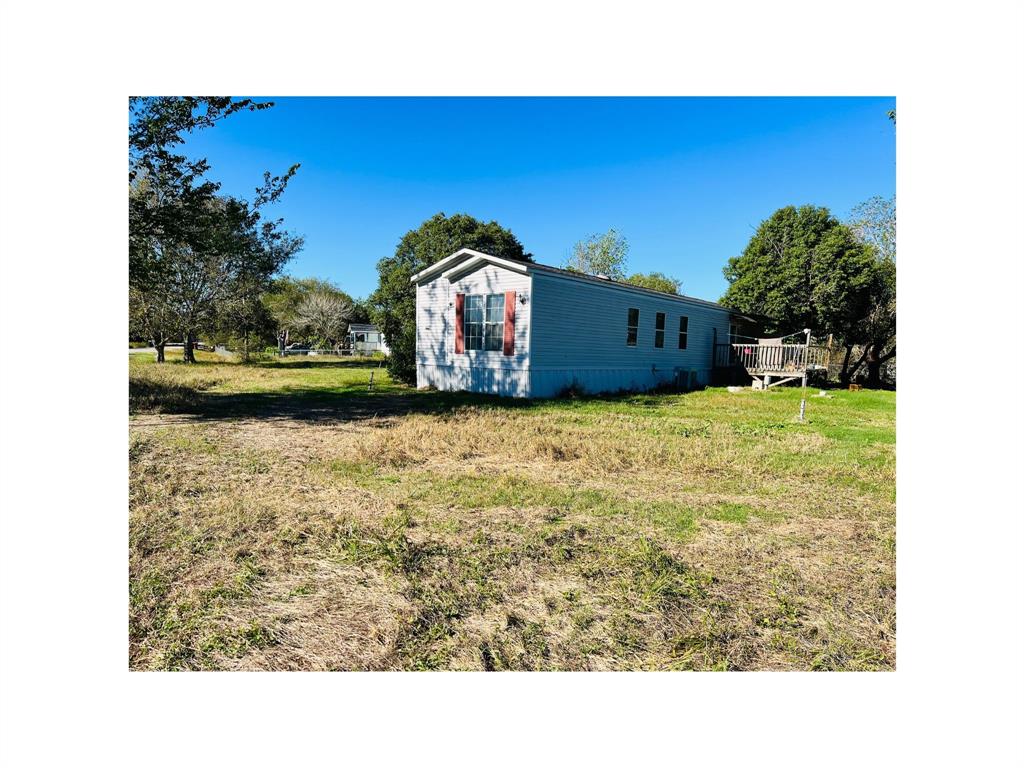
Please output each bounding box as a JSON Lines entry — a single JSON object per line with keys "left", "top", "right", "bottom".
{"left": 528, "top": 271, "right": 732, "bottom": 396}
{"left": 416, "top": 262, "right": 531, "bottom": 396}
{"left": 415, "top": 278, "right": 449, "bottom": 366}
{"left": 416, "top": 254, "right": 736, "bottom": 398}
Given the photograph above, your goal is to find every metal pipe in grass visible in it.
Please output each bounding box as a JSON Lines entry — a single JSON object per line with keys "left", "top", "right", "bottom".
{"left": 799, "top": 328, "right": 810, "bottom": 422}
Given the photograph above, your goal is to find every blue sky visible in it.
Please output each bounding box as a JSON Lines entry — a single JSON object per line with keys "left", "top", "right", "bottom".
{"left": 177, "top": 97, "right": 895, "bottom": 302}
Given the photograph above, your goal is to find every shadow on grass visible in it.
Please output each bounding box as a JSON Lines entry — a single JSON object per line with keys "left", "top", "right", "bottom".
{"left": 250, "top": 358, "right": 386, "bottom": 370}
{"left": 129, "top": 355, "right": 706, "bottom": 424}
{"left": 129, "top": 377, "right": 542, "bottom": 423}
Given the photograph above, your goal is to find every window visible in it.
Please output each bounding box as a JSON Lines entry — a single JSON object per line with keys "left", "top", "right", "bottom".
{"left": 729, "top": 323, "right": 739, "bottom": 345}
{"left": 464, "top": 295, "right": 483, "bottom": 350}
{"left": 484, "top": 293, "right": 505, "bottom": 351}
{"left": 678, "top": 316, "right": 689, "bottom": 349}
{"left": 654, "top": 312, "right": 665, "bottom": 348}
{"left": 464, "top": 293, "right": 505, "bottom": 351}
{"left": 626, "top": 308, "right": 639, "bottom": 346}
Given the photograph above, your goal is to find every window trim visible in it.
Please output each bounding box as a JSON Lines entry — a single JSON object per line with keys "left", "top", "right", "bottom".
{"left": 678, "top": 316, "right": 689, "bottom": 350}
{"left": 654, "top": 312, "right": 666, "bottom": 348}
{"left": 463, "top": 293, "right": 506, "bottom": 353}
{"left": 626, "top": 307, "right": 639, "bottom": 347}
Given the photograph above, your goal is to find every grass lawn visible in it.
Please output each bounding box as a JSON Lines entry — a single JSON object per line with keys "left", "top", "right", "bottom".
{"left": 129, "top": 354, "right": 895, "bottom": 670}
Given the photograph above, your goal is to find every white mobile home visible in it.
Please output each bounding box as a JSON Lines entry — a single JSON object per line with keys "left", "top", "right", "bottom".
{"left": 347, "top": 323, "right": 390, "bottom": 355}
{"left": 412, "top": 248, "right": 755, "bottom": 398}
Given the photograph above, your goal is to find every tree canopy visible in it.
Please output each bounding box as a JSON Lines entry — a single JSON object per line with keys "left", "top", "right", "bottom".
{"left": 264, "top": 277, "right": 366, "bottom": 350}
{"left": 848, "top": 196, "right": 895, "bottom": 264}
{"left": 371, "top": 212, "right": 532, "bottom": 384}
{"left": 846, "top": 196, "right": 896, "bottom": 386}
{"left": 625, "top": 271, "right": 681, "bottom": 295}
{"left": 565, "top": 229, "right": 629, "bottom": 279}
{"left": 129, "top": 97, "right": 302, "bottom": 361}
{"left": 721, "top": 203, "right": 897, "bottom": 386}
{"left": 566, "top": 230, "right": 683, "bottom": 295}
{"left": 721, "top": 205, "right": 876, "bottom": 339}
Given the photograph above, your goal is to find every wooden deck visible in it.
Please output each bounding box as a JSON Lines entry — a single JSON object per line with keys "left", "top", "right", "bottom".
{"left": 713, "top": 343, "right": 827, "bottom": 387}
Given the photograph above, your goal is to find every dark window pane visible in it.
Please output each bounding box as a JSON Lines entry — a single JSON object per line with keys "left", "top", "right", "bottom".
{"left": 655, "top": 330, "right": 664, "bottom": 348}
{"left": 484, "top": 323, "right": 503, "bottom": 351}
{"left": 679, "top": 316, "right": 688, "bottom": 333}
{"left": 655, "top": 312, "right": 665, "bottom": 330}
{"left": 626, "top": 307, "right": 639, "bottom": 346}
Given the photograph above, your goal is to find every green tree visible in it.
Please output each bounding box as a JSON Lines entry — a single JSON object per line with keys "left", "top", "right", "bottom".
{"left": 129, "top": 97, "right": 277, "bottom": 292}
{"left": 722, "top": 205, "right": 877, "bottom": 382}
{"left": 159, "top": 195, "right": 301, "bottom": 362}
{"left": 371, "top": 212, "right": 532, "bottom": 384}
{"left": 565, "top": 228, "right": 628, "bottom": 279}
{"left": 625, "top": 271, "right": 681, "bottom": 294}
{"left": 846, "top": 196, "right": 896, "bottom": 387}
{"left": 129, "top": 97, "right": 301, "bottom": 362}
{"left": 129, "top": 284, "right": 173, "bottom": 361}
{"left": 349, "top": 299, "right": 372, "bottom": 325}
{"left": 213, "top": 202, "right": 303, "bottom": 361}
{"left": 848, "top": 196, "right": 895, "bottom": 263}
{"left": 264, "top": 277, "right": 363, "bottom": 351}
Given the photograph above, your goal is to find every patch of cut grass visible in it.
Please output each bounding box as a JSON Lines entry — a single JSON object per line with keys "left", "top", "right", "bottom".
{"left": 129, "top": 360, "right": 895, "bottom": 670}
{"left": 705, "top": 502, "right": 753, "bottom": 523}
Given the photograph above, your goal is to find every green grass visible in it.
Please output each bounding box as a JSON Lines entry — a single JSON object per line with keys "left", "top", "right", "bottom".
{"left": 129, "top": 355, "right": 895, "bottom": 671}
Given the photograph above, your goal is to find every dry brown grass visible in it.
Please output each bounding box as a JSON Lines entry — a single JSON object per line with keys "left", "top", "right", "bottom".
{"left": 129, "top": 358, "right": 895, "bottom": 670}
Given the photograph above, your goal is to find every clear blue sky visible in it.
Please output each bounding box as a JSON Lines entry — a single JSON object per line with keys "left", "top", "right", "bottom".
{"left": 178, "top": 97, "right": 895, "bottom": 302}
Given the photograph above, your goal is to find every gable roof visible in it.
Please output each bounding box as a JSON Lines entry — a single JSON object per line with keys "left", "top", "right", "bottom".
{"left": 410, "top": 248, "right": 761, "bottom": 321}
{"left": 347, "top": 323, "right": 379, "bottom": 333}
{"left": 409, "top": 248, "right": 530, "bottom": 284}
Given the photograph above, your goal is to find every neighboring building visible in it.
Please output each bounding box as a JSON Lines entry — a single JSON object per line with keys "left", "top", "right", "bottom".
{"left": 347, "top": 323, "right": 390, "bottom": 355}
{"left": 411, "top": 248, "right": 759, "bottom": 398}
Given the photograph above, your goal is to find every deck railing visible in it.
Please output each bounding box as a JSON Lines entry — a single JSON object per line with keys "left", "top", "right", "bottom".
{"left": 714, "top": 343, "right": 826, "bottom": 373}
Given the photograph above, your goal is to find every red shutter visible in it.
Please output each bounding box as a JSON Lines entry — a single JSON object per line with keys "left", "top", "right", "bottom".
{"left": 454, "top": 293, "right": 465, "bottom": 354}
{"left": 503, "top": 291, "right": 516, "bottom": 356}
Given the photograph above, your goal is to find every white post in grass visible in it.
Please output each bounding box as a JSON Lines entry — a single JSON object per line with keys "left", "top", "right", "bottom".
{"left": 799, "top": 328, "right": 811, "bottom": 422}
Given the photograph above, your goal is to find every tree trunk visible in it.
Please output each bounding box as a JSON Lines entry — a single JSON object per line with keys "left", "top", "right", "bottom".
{"left": 865, "top": 343, "right": 882, "bottom": 389}
{"left": 153, "top": 331, "right": 166, "bottom": 363}
{"left": 242, "top": 328, "right": 250, "bottom": 364}
{"left": 865, "top": 342, "right": 896, "bottom": 389}
{"left": 183, "top": 331, "right": 197, "bottom": 364}
{"left": 839, "top": 345, "right": 854, "bottom": 386}
{"left": 278, "top": 329, "right": 288, "bottom": 356}
{"left": 844, "top": 346, "right": 871, "bottom": 386}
